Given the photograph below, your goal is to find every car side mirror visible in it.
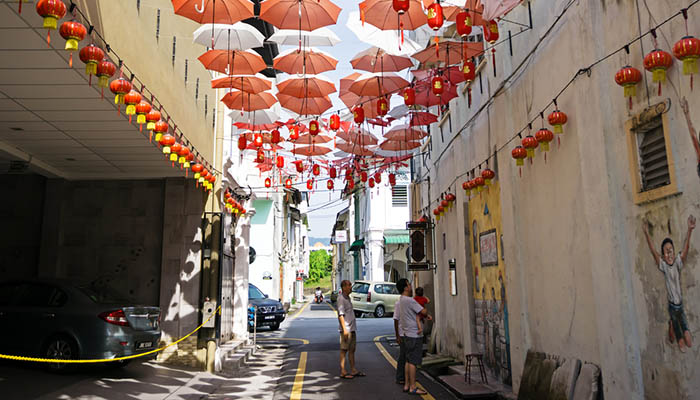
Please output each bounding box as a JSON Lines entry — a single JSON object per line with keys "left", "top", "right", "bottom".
{"left": 264, "top": 294, "right": 268, "bottom": 298}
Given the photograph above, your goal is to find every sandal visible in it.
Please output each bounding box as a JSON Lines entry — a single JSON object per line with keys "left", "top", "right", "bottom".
{"left": 352, "top": 371, "right": 366, "bottom": 377}
{"left": 340, "top": 374, "right": 355, "bottom": 379}
{"left": 409, "top": 388, "right": 427, "bottom": 395}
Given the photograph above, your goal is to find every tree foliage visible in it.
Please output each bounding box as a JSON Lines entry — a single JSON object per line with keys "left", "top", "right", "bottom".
{"left": 307, "top": 250, "right": 332, "bottom": 284}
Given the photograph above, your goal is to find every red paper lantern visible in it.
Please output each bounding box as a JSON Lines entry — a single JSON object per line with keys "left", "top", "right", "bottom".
{"left": 178, "top": 146, "right": 190, "bottom": 166}
{"left": 271, "top": 129, "right": 281, "bottom": 144}
{"left": 360, "top": 171, "right": 368, "bottom": 182}
{"left": 159, "top": 134, "right": 176, "bottom": 155}
{"left": 403, "top": 87, "right": 415, "bottom": 106}
{"left": 329, "top": 166, "right": 337, "bottom": 179}
{"left": 124, "top": 90, "right": 142, "bottom": 121}
{"left": 276, "top": 155, "right": 285, "bottom": 169}
{"left": 438, "top": 205, "right": 445, "bottom": 216}
{"left": 79, "top": 44, "right": 105, "bottom": 81}
{"left": 462, "top": 59, "right": 476, "bottom": 82}
{"left": 135, "top": 101, "right": 151, "bottom": 130}
{"left": 327, "top": 180, "right": 334, "bottom": 190}
{"left": 377, "top": 97, "right": 389, "bottom": 116}
{"left": 392, "top": 0, "right": 409, "bottom": 14}
{"left": 511, "top": 146, "right": 527, "bottom": 165}
{"left": 253, "top": 133, "right": 263, "bottom": 147}
{"left": 644, "top": 49, "right": 673, "bottom": 96}
{"left": 481, "top": 168, "right": 495, "bottom": 185}
{"left": 145, "top": 110, "right": 161, "bottom": 132}
{"left": 374, "top": 173, "right": 382, "bottom": 184}
{"left": 433, "top": 208, "right": 440, "bottom": 221}
{"left": 285, "top": 178, "right": 293, "bottom": 189}
{"left": 295, "top": 161, "right": 304, "bottom": 173}
{"left": 109, "top": 77, "right": 132, "bottom": 105}
{"left": 522, "top": 135, "right": 539, "bottom": 159}
{"left": 473, "top": 177, "right": 485, "bottom": 193}
{"left": 153, "top": 120, "right": 168, "bottom": 143}
{"left": 440, "top": 199, "right": 449, "bottom": 208}
{"left": 462, "top": 180, "right": 469, "bottom": 194}
{"left": 484, "top": 20, "right": 499, "bottom": 43}
{"left": 427, "top": 3, "right": 444, "bottom": 31}
{"left": 312, "top": 164, "right": 320, "bottom": 176}
{"left": 265, "top": 177, "right": 272, "bottom": 188}
{"left": 456, "top": 11, "right": 472, "bottom": 38}
{"left": 289, "top": 125, "right": 300, "bottom": 140}
{"left": 548, "top": 110, "right": 567, "bottom": 134}
{"left": 389, "top": 173, "right": 396, "bottom": 186}
{"left": 306, "top": 179, "right": 314, "bottom": 190}
{"left": 614, "top": 65, "right": 642, "bottom": 109}
{"left": 309, "top": 120, "right": 320, "bottom": 136}
{"left": 535, "top": 128, "right": 554, "bottom": 152}
{"left": 419, "top": 216, "right": 428, "bottom": 223}
{"left": 348, "top": 179, "right": 355, "bottom": 190}
{"left": 353, "top": 106, "right": 365, "bottom": 124}
{"left": 431, "top": 76, "right": 444, "bottom": 96}
{"left": 169, "top": 142, "right": 182, "bottom": 164}
{"left": 192, "top": 163, "right": 204, "bottom": 179}
{"left": 96, "top": 61, "right": 116, "bottom": 91}
{"left": 369, "top": 178, "right": 375, "bottom": 188}
{"left": 330, "top": 114, "right": 340, "bottom": 131}
{"left": 237, "top": 135, "right": 247, "bottom": 151}
{"left": 59, "top": 21, "right": 86, "bottom": 67}
{"left": 256, "top": 149, "right": 265, "bottom": 163}
{"left": 673, "top": 36, "right": 700, "bottom": 90}
{"left": 36, "top": 0, "right": 66, "bottom": 44}
{"left": 345, "top": 169, "right": 353, "bottom": 181}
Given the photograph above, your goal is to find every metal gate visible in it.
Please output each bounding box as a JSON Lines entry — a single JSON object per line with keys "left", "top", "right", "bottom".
{"left": 219, "top": 213, "right": 235, "bottom": 342}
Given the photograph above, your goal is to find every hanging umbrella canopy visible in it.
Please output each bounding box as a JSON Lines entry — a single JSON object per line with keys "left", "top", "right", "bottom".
{"left": 259, "top": 0, "right": 342, "bottom": 31}
{"left": 245, "top": 141, "right": 285, "bottom": 151}
{"left": 335, "top": 142, "right": 376, "bottom": 156}
{"left": 221, "top": 91, "right": 278, "bottom": 111}
{"left": 292, "top": 145, "right": 333, "bottom": 156}
{"left": 350, "top": 47, "right": 414, "bottom": 73}
{"left": 277, "top": 74, "right": 336, "bottom": 98}
{"left": 433, "top": 0, "right": 486, "bottom": 23}
{"left": 268, "top": 27, "right": 341, "bottom": 47}
{"left": 409, "top": 111, "right": 439, "bottom": 126}
{"left": 212, "top": 74, "right": 272, "bottom": 93}
{"left": 336, "top": 128, "right": 379, "bottom": 145}
{"left": 481, "top": 0, "right": 521, "bottom": 20}
{"left": 346, "top": 11, "right": 422, "bottom": 56}
{"left": 294, "top": 134, "right": 333, "bottom": 146}
{"left": 198, "top": 49, "right": 266, "bottom": 75}
{"left": 172, "top": 0, "right": 254, "bottom": 24}
{"left": 273, "top": 47, "right": 338, "bottom": 75}
{"left": 243, "top": 132, "right": 286, "bottom": 144}
{"left": 412, "top": 40, "right": 484, "bottom": 66}
{"left": 384, "top": 125, "right": 429, "bottom": 141}
{"left": 373, "top": 147, "right": 421, "bottom": 157}
{"left": 379, "top": 140, "right": 422, "bottom": 151}
{"left": 349, "top": 72, "right": 410, "bottom": 97}
{"left": 414, "top": 80, "right": 458, "bottom": 107}
{"left": 278, "top": 94, "right": 333, "bottom": 115}
{"left": 192, "top": 22, "right": 264, "bottom": 50}
{"left": 358, "top": 0, "right": 427, "bottom": 31}
{"left": 412, "top": 66, "right": 466, "bottom": 85}
{"left": 229, "top": 109, "right": 281, "bottom": 125}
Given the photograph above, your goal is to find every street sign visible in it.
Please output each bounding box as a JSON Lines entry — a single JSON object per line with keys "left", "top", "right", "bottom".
{"left": 410, "top": 231, "right": 425, "bottom": 262}
{"left": 406, "top": 221, "right": 428, "bottom": 230}
{"left": 408, "top": 262, "right": 431, "bottom": 271}
{"left": 335, "top": 230, "right": 348, "bottom": 243}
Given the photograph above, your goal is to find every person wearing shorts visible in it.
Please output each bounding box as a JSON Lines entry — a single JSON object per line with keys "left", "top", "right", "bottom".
{"left": 337, "top": 280, "right": 364, "bottom": 378}
{"left": 397, "top": 278, "right": 431, "bottom": 395}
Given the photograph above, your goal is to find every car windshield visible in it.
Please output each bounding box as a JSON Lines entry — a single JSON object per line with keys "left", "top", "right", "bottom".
{"left": 351, "top": 283, "right": 370, "bottom": 294}
{"left": 78, "top": 284, "right": 132, "bottom": 304}
{"left": 249, "top": 285, "right": 266, "bottom": 299}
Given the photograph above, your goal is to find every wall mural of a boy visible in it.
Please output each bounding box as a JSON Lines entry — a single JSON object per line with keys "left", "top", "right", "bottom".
{"left": 642, "top": 215, "right": 696, "bottom": 352}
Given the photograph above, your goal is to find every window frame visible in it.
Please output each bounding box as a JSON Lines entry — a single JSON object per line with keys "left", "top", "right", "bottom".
{"left": 624, "top": 102, "right": 680, "bottom": 204}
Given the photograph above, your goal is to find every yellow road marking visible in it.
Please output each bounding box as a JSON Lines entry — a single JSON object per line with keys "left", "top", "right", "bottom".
{"left": 288, "top": 301, "right": 311, "bottom": 320}
{"left": 256, "top": 338, "right": 310, "bottom": 345}
{"left": 372, "top": 335, "right": 435, "bottom": 400}
{"left": 290, "top": 351, "right": 308, "bottom": 400}
{"left": 326, "top": 301, "right": 337, "bottom": 313}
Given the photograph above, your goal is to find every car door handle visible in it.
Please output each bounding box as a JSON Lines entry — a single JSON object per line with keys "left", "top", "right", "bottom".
{"left": 43, "top": 313, "right": 55, "bottom": 318}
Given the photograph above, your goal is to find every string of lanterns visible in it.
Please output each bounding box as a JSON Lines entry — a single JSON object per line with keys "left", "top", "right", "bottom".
{"left": 34, "top": 0, "right": 219, "bottom": 192}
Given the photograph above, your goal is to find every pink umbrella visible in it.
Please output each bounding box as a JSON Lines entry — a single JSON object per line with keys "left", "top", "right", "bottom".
{"left": 480, "top": 0, "right": 522, "bottom": 20}
{"left": 336, "top": 129, "right": 379, "bottom": 145}
{"left": 335, "top": 142, "right": 376, "bottom": 156}
{"left": 379, "top": 140, "right": 421, "bottom": 151}
{"left": 384, "top": 125, "right": 429, "bottom": 141}
{"left": 409, "top": 111, "right": 439, "bottom": 126}
{"left": 292, "top": 146, "right": 333, "bottom": 156}
{"left": 294, "top": 134, "right": 333, "bottom": 146}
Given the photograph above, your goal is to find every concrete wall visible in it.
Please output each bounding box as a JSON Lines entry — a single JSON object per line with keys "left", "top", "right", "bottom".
{"left": 250, "top": 199, "right": 276, "bottom": 296}
{"left": 0, "top": 174, "right": 45, "bottom": 280}
{"left": 414, "top": 1, "right": 700, "bottom": 398}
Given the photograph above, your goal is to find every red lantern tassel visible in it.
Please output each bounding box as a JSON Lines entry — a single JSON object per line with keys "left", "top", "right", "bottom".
{"left": 139, "top": 124, "right": 143, "bottom": 132}
{"left": 360, "top": 3, "right": 365, "bottom": 26}
{"left": 435, "top": 36, "right": 439, "bottom": 58}
{"left": 628, "top": 96, "right": 633, "bottom": 110}
{"left": 691, "top": 75, "right": 694, "bottom": 91}
{"left": 658, "top": 82, "right": 662, "bottom": 97}
{"left": 519, "top": 167, "right": 522, "bottom": 178}
{"left": 186, "top": 169, "right": 188, "bottom": 177}
{"left": 467, "top": 87, "right": 472, "bottom": 108}
{"left": 171, "top": 161, "right": 175, "bottom": 168}
{"left": 149, "top": 132, "right": 153, "bottom": 143}
{"left": 129, "top": 115, "right": 133, "bottom": 123}
{"left": 69, "top": 53, "right": 73, "bottom": 68}
{"left": 18, "top": 0, "right": 22, "bottom": 13}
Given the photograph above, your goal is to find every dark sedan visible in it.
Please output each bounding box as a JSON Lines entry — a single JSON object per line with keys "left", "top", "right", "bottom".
{"left": 248, "top": 284, "right": 286, "bottom": 331}
{"left": 0, "top": 279, "right": 161, "bottom": 371}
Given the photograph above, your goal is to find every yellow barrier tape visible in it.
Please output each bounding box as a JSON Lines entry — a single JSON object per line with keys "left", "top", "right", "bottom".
{"left": 0, "top": 305, "right": 222, "bottom": 364}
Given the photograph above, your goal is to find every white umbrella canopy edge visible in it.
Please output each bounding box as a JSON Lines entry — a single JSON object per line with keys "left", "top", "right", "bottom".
{"left": 193, "top": 22, "right": 265, "bottom": 50}
{"left": 268, "top": 27, "right": 342, "bottom": 47}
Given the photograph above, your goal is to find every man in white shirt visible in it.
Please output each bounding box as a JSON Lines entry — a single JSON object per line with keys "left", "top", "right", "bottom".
{"left": 397, "top": 278, "right": 430, "bottom": 395}
{"left": 337, "top": 280, "right": 363, "bottom": 378}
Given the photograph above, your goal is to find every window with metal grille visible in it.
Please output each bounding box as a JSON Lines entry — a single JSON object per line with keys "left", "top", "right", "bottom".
{"left": 392, "top": 185, "right": 408, "bottom": 207}
{"left": 636, "top": 115, "right": 670, "bottom": 191}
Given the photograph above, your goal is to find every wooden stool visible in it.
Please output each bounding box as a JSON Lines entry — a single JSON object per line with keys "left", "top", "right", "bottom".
{"left": 465, "top": 353, "right": 488, "bottom": 385}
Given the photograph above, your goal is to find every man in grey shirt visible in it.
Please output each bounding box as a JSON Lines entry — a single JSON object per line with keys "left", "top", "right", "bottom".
{"left": 397, "top": 278, "right": 430, "bottom": 395}
{"left": 337, "top": 280, "right": 363, "bottom": 378}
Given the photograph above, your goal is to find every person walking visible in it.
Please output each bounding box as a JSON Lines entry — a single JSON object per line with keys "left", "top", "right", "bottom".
{"left": 394, "top": 294, "right": 405, "bottom": 385}
{"left": 337, "top": 280, "right": 364, "bottom": 379}
{"left": 397, "top": 278, "right": 430, "bottom": 395}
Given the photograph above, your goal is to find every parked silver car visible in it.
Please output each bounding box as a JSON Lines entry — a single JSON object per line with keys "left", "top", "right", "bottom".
{"left": 0, "top": 279, "right": 161, "bottom": 371}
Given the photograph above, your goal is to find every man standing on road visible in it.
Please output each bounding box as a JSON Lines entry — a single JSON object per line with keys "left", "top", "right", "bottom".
{"left": 394, "top": 296, "right": 405, "bottom": 385}
{"left": 397, "top": 278, "right": 430, "bottom": 395}
{"left": 337, "top": 280, "right": 364, "bottom": 379}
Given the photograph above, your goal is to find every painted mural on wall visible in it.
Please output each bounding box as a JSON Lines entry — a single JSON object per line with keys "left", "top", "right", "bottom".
{"left": 469, "top": 181, "right": 512, "bottom": 385}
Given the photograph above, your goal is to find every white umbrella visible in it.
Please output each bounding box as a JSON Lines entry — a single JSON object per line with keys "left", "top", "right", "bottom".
{"left": 193, "top": 23, "right": 265, "bottom": 51}
{"left": 373, "top": 147, "right": 421, "bottom": 158}
{"left": 346, "top": 11, "right": 422, "bottom": 56}
{"left": 227, "top": 109, "right": 281, "bottom": 125}
{"left": 268, "top": 27, "right": 341, "bottom": 47}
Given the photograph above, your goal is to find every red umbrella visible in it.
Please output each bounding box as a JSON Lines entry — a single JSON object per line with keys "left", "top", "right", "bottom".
{"left": 211, "top": 74, "right": 272, "bottom": 93}
{"left": 273, "top": 47, "right": 338, "bottom": 75}
{"left": 243, "top": 132, "right": 286, "bottom": 143}
{"left": 235, "top": 121, "right": 281, "bottom": 131}
{"left": 292, "top": 146, "right": 333, "bottom": 156}
{"left": 384, "top": 125, "right": 428, "bottom": 141}
{"left": 409, "top": 111, "right": 439, "bottom": 126}
{"left": 335, "top": 142, "right": 375, "bottom": 156}
{"left": 277, "top": 75, "right": 337, "bottom": 98}
{"left": 336, "top": 129, "right": 378, "bottom": 145}
{"left": 172, "top": 0, "right": 254, "bottom": 24}
{"left": 260, "top": 0, "right": 342, "bottom": 31}
{"left": 221, "top": 91, "right": 278, "bottom": 111}
{"left": 349, "top": 72, "right": 410, "bottom": 97}
{"left": 294, "top": 134, "right": 333, "bottom": 146}
{"left": 379, "top": 140, "right": 421, "bottom": 151}
{"left": 350, "top": 47, "right": 414, "bottom": 73}
{"left": 278, "top": 94, "right": 332, "bottom": 115}
{"left": 412, "top": 41, "right": 484, "bottom": 66}
{"left": 412, "top": 66, "right": 466, "bottom": 85}
{"left": 198, "top": 49, "right": 266, "bottom": 75}
{"left": 439, "top": 0, "right": 485, "bottom": 23}
{"left": 414, "top": 80, "right": 458, "bottom": 107}
{"left": 358, "top": 0, "right": 427, "bottom": 31}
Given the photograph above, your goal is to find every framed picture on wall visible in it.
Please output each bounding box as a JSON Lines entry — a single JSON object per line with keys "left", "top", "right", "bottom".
{"left": 479, "top": 229, "right": 498, "bottom": 267}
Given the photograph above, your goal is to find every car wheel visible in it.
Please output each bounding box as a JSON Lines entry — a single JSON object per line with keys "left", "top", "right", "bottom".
{"left": 44, "top": 335, "right": 78, "bottom": 373}
{"left": 374, "top": 305, "right": 386, "bottom": 318}
{"left": 354, "top": 311, "right": 363, "bottom": 318}
{"left": 269, "top": 322, "right": 280, "bottom": 331}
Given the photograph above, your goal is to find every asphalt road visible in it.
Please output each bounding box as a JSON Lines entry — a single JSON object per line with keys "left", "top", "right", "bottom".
{"left": 0, "top": 300, "right": 456, "bottom": 399}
